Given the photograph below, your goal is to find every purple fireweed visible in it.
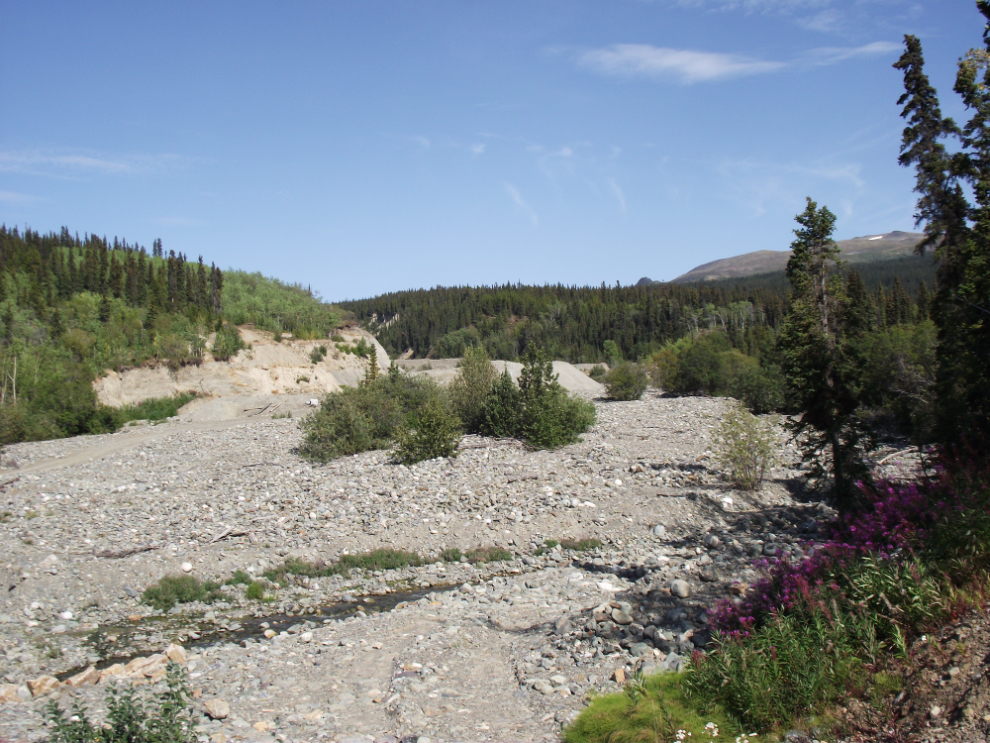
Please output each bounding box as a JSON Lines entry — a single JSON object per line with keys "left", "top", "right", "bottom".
{"left": 712, "top": 448, "right": 990, "bottom": 635}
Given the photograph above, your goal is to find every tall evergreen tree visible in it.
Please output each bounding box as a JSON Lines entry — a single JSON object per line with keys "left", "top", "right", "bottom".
{"left": 778, "top": 198, "right": 872, "bottom": 510}
{"left": 895, "top": 7, "right": 990, "bottom": 442}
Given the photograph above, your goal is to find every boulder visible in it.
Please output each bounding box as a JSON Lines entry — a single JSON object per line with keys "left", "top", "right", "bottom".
{"left": 65, "top": 666, "right": 100, "bottom": 687}
{"left": 28, "top": 675, "right": 60, "bottom": 697}
{"left": 204, "top": 698, "right": 231, "bottom": 720}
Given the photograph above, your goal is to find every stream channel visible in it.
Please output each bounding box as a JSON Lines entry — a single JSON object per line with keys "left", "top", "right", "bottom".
{"left": 56, "top": 583, "right": 457, "bottom": 682}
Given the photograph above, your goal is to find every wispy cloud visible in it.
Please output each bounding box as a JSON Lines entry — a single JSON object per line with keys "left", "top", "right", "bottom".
{"left": 607, "top": 178, "right": 627, "bottom": 217}
{"left": 577, "top": 40, "right": 899, "bottom": 84}
{"left": 470, "top": 143, "right": 486, "bottom": 155}
{"left": 715, "top": 158, "right": 865, "bottom": 216}
{"left": 503, "top": 182, "right": 539, "bottom": 226}
{"left": 0, "top": 149, "right": 187, "bottom": 178}
{"left": 0, "top": 190, "right": 44, "bottom": 204}
{"left": 802, "top": 41, "right": 901, "bottom": 66}
{"left": 579, "top": 44, "right": 784, "bottom": 83}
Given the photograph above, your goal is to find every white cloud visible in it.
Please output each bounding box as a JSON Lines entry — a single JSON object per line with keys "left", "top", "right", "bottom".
{"left": 803, "top": 41, "right": 902, "bottom": 66}
{"left": 0, "top": 190, "right": 43, "bottom": 204}
{"left": 576, "top": 40, "right": 899, "bottom": 85}
{"left": 607, "top": 178, "right": 627, "bottom": 216}
{"left": 672, "top": 0, "right": 832, "bottom": 12}
{"left": 0, "top": 149, "right": 185, "bottom": 177}
{"left": 503, "top": 183, "right": 539, "bottom": 226}
{"left": 579, "top": 44, "right": 785, "bottom": 83}
{"left": 470, "top": 143, "right": 486, "bottom": 155}
{"left": 796, "top": 8, "right": 843, "bottom": 32}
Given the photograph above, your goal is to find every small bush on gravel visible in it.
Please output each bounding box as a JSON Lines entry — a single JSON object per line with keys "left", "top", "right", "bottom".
{"left": 603, "top": 362, "right": 648, "bottom": 401}
{"left": 448, "top": 345, "right": 497, "bottom": 432}
{"left": 142, "top": 575, "right": 222, "bottom": 611}
{"left": 42, "top": 660, "right": 193, "bottom": 743}
{"left": 481, "top": 369, "right": 520, "bottom": 438}
{"left": 245, "top": 581, "right": 265, "bottom": 600}
{"left": 394, "top": 395, "right": 462, "bottom": 464}
{"left": 299, "top": 375, "right": 443, "bottom": 461}
{"left": 714, "top": 404, "right": 779, "bottom": 490}
{"left": 516, "top": 346, "right": 596, "bottom": 449}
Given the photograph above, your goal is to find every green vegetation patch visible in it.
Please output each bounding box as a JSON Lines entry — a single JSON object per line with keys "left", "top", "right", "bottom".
{"left": 43, "top": 660, "right": 194, "bottom": 743}
{"left": 603, "top": 362, "right": 648, "bottom": 401}
{"left": 142, "top": 575, "right": 223, "bottom": 611}
{"left": 564, "top": 672, "right": 746, "bottom": 743}
{"left": 113, "top": 392, "right": 197, "bottom": 426}
{"left": 264, "top": 548, "right": 424, "bottom": 583}
{"left": 535, "top": 537, "right": 602, "bottom": 556}
{"left": 441, "top": 546, "right": 513, "bottom": 564}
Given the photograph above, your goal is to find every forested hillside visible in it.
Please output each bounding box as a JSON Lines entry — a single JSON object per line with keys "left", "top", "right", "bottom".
{"left": 338, "top": 255, "right": 935, "bottom": 362}
{"left": 0, "top": 225, "right": 346, "bottom": 444}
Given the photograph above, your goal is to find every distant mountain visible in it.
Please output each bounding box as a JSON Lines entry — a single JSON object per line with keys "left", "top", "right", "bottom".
{"left": 669, "top": 231, "right": 924, "bottom": 283}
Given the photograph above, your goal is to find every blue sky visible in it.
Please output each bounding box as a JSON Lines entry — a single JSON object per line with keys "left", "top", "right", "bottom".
{"left": 0, "top": 0, "right": 981, "bottom": 301}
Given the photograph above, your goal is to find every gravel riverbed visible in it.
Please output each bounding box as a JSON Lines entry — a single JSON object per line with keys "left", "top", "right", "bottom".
{"left": 0, "top": 391, "right": 826, "bottom": 742}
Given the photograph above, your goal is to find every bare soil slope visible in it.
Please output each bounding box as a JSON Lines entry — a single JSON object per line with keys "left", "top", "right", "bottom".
{"left": 94, "top": 327, "right": 392, "bottom": 422}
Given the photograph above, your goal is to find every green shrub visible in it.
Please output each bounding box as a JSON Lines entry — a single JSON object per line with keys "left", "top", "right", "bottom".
{"left": 43, "top": 661, "right": 194, "bottom": 743}
{"left": 433, "top": 327, "right": 483, "bottom": 358}
{"left": 685, "top": 607, "right": 870, "bottom": 733}
{"left": 142, "top": 575, "right": 222, "bottom": 611}
{"left": 331, "top": 334, "right": 345, "bottom": 342}
{"left": 449, "top": 345, "right": 496, "bottom": 432}
{"left": 481, "top": 369, "right": 520, "bottom": 438}
{"left": 211, "top": 324, "right": 245, "bottom": 362}
{"left": 714, "top": 404, "right": 779, "bottom": 490}
{"left": 516, "top": 346, "right": 596, "bottom": 449}
{"left": 588, "top": 364, "right": 607, "bottom": 382}
{"left": 299, "top": 374, "right": 447, "bottom": 461}
{"left": 603, "top": 362, "right": 648, "bottom": 401}
{"left": 298, "top": 394, "right": 374, "bottom": 461}
{"left": 245, "top": 581, "right": 265, "bottom": 600}
{"left": 310, "top": 344, "right": 328, "bottom": 364}
{"left": 394, "top": 396, "right": 462, "bottom": 464}
{"left": 728, "top": 363, "right": 786, "bottom": 414}
{"left": 113, "top": 393, "right": 197, "bottom": 426}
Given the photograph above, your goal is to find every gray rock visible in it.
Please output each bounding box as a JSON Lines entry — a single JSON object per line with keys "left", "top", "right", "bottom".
{"left": 703, "top": 534, "right": 720, "bottom": 549}
{"left": 763, "top": 543, "right": 779, "bottom": 557}
{"left": 670, "top": 579, "right": 692, "bottom": 598}
{"left": 652, "top": 525, "right": 666, "bottom": 537}
{"left": 630, "top": 642, "right": 652, "bottom": 658}
{"left": 611, "top": 609, "right": 633, "bottom": 625}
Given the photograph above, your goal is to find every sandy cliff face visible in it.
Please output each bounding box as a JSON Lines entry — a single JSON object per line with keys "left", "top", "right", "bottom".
{"left": 94, "top": 327, "right": 391, "bottom": 421}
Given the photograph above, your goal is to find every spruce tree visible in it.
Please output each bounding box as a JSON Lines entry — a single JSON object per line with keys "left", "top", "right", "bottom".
{"left": 895, "top": 8, "right": 990, "bottom": 442}
{"left": 778, "top": 198, "right": 872, "bottom": 510}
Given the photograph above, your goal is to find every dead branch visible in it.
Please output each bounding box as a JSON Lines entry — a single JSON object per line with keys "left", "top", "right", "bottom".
{"left": 94, "top": 542, "right": 165, "bottom": 559}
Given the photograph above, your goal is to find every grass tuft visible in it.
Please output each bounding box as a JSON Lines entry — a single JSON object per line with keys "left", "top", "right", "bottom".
{"left": 142, "top": 575, "right": 223, "bottom": 611}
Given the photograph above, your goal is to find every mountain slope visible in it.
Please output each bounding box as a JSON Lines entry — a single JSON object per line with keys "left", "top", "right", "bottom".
{"left": 670, "top": 231, "right": 924, "bottom": 283}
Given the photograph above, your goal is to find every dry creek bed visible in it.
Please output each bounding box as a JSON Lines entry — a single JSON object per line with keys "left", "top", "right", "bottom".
{"left": 0, "top": 390, "right": 917, "bottom": 743}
